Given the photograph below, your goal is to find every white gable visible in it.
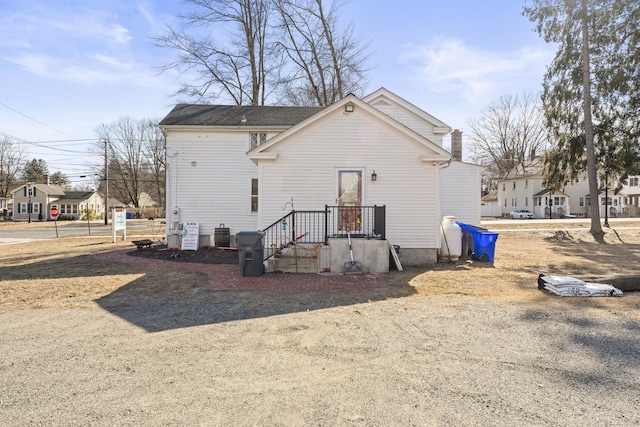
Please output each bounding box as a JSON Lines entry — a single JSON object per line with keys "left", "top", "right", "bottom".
{"left": 364, "top": 87, "right": 451, "bottom": 146}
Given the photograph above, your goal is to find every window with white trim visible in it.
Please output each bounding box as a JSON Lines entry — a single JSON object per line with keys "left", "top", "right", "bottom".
{"left": 251, "top": 179, "right": 259, "bottom": 212}
{"left": 250, "top": 132, "right": 267, "bottom": 150}
{"left": 630, "top": 177, "right": 638, "bottom": 186}
{"left": 33, "top": 204, "right": 39, "bottom": 214}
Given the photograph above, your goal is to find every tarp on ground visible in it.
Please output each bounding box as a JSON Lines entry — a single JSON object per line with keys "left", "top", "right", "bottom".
{"left": 538, "top": 274, "right": 623, "bottom": 297}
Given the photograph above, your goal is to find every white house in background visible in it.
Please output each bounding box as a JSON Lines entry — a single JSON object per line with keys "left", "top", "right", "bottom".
{"left": 497, "top": 156, "right": 639, "bottom": 219}
{"left": 481, "top": 190, "right": 501, "bottom": 217}
{"left": 619, "top": 176, "right": 640, "bottom": 217}
{"left": 498, "top": 157, "right": 588, "bottom": 218}
{"left": 160, "top": 88, "right": 481, "bottom": 270}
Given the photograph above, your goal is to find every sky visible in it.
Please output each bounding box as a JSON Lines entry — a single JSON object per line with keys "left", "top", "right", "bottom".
{"left": 0, "top": 0, "right": 555, "bottom": 188}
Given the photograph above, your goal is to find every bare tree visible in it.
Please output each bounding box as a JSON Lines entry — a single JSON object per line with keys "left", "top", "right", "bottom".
{"left": 95, "top": 117, "right": 166, "bottom": 208}
{"left": 154, "top": 0, "right": 369, "bottom": 106}
{"left": 154, "top": 0, "right": 274, "bottom": 105}
{"left": 142, "top": 119, "right": 167, "bottom": 208}
{"left": 274, "top": 0, "right": 369, "bottom": 106}
{"left": 467, "top": 93, "right": 548, "bottom": 186}
{"left": 0, "top": 137, "right": 26, "bottom": 198}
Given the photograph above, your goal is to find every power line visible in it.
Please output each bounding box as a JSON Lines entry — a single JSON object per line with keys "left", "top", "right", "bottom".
{"left": 0, "top": 102, "right": 76, "bottom": 138}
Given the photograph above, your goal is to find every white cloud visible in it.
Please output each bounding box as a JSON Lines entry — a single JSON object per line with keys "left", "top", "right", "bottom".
{"left": 400, "top": 37, "right": 554, "bottom": 102}
{"left": 6, "top": 53, "right": 167, "bottom": 88}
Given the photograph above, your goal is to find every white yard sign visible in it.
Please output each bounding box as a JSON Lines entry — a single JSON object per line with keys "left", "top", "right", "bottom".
{"left": 112, "top": 209, "right": 126, "bottom": 242}
{"left": 181, "top": 222, "right": 199, "bottom": 250}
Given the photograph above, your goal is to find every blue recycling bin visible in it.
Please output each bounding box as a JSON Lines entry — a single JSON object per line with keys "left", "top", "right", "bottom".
{"left": 126, "top": 212, "right": 132, "bottom": 219}
{"left": 456, "top": 222, "right": 499, "bottom": 262}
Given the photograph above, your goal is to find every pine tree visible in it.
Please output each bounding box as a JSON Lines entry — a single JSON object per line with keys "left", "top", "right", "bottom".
{"left": 524, "top": 0, "right": 640, "bottom": 241}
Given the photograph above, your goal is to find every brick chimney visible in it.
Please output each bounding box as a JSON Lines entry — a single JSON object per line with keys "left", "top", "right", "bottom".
{"left": 451, "top": 129, "right": 463, "bottom": 161}
{"left": 44, "top": 175, "right": 50, "bottom": 185}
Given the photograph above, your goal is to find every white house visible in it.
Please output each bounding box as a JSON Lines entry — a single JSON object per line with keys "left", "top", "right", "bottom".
{"left": 497, "top": 156, "right": 636, "bottom": 219}
{"left": 11, "top": 184, "right": 106, "bottom": 221}
{"left": 160, "top": 88, "right": 481, "bottom": 270}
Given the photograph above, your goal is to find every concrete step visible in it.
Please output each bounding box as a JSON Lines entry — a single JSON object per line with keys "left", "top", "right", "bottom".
{"left": 267, "top": 255, "right": 318, "bottom": 274}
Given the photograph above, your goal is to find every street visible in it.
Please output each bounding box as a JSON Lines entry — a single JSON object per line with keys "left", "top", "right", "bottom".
{"left": 0, "top": 218, "right": 165, "bottom": 243}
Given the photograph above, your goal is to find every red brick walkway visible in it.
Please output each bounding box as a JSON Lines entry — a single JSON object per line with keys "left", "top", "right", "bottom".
{"left": 91, "top": 248, "right": 388, "bottom": 291}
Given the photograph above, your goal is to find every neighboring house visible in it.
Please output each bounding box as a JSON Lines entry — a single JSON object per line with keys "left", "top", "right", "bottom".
{"left": 619, "top": 176, "right": 640, "bottom": 217}
{"left": 56, "top": 191, "right": 105, "bottom": 219}
{"left": 10, "top": 184, "right": 106, "bottom": 221}
{"left": 11, "top": 183, "right": 66, "bottom": 221}
{"left": 137, "top": 192, "right": 160, "bottom": 208}
{"left": 497, "top": 156, "right": 635, "bottom": 218}
{"left": 160, "top": 88, "right": 482, "bottom": 268}
{"left": 498, "top": 157, "right": 588, "bottom": 218}
{"left": 0, "top": 197, "right": 7, "bottom": 215}
{"left": 481, "top": 190, "right": 501, "bottom": 217}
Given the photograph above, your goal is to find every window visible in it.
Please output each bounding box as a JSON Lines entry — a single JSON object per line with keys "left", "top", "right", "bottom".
{"left": 72, "top": 205, "right": 78, "bottom": 214}
{"left": 525, "top": 179, "right": 528, "bottom": 188}
{"left": 251, "top": 179, "right": 258, "bottom": 212}
{"left": 250, "top": 132, "right": 267, "bottom": 150}
{"left": 502, "top": 183, "right": 505, "bottom": 191}
{"left": 33, "top": 204, "right": 39, "bottom": 214}
{"left": 630, "top": 177, "right": 638, "bottom": 186}
{"left": 504, "top": 199, "right": 507, "bottom": 207}
{"left": 525, "top": 197, "right": 529, "bottom": 207}
{"left": 512, "top": 181, "right": 516, "bottom": 190}
{"left": 20, "top": 202, "right": 27, "bottom": 213}
{"left": 579, "top": 197, "right": 584, "bottom": 207}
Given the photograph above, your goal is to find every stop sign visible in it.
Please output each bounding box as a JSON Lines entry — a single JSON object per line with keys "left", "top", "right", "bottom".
{"left": 50, "top": 206, "right": 59, "bottom": 219}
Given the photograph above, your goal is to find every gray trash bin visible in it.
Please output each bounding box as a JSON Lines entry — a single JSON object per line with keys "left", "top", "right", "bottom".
{"left": 236, "top": 231, "right": 265, "bottom": 277}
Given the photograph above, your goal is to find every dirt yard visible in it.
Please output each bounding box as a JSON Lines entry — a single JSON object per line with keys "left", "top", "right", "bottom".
{"left": 1, "top": 221, "right": 639, "bottom": 425}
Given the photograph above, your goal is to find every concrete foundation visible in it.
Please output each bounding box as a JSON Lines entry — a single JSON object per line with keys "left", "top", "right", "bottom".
{"left": 326, "top": 238, "right": 389, "bottom": 273}
{"left": 396, "top": 248, "right": 438, "bottom": 266}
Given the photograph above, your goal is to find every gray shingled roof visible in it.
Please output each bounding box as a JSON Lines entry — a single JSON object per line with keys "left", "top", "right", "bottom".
{"left": 58, "top": 191, "right": 97, "bottom": 202}
{"left": 160, "top": 104, "right": 324, "bottom": 127}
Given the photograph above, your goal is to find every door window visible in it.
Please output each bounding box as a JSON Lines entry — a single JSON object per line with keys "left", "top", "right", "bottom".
{"left": 337, "top": 170, "right": 362, "bottom": 231}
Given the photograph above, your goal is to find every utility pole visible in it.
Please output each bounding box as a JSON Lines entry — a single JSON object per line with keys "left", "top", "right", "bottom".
{"left": 604, "top": 174, "right": 609, "bottom": 228}
{"left": 27, "top": 183, "right": 32, "bottom": 223}
{"left": 104, "top": 139, "right": 109, "bottom": 225}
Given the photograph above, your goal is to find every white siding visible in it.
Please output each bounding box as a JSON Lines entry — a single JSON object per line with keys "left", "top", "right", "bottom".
{"left": 166, "top": 130, "right": 260, "bottom": 236}
{"left": 440, "top": 162, "right": 482, "bottom": 226}
{"left": 258, "top": 108, "right": 442, "bottom": 249}
{"left": 369, "top": 100, "right": 444, "bottom": 146}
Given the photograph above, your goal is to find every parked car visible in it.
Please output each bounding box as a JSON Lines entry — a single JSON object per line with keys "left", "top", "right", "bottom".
{"left": 510, "top": 209, "right": 534, "bottom": 219}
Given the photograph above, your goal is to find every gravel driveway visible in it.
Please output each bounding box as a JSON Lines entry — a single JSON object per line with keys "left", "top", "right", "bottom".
{"left": 1, "top": 289, "right": 638, "bottom": 426}
{"left": 2, "top": 222, "right": 640, "bottom": 425}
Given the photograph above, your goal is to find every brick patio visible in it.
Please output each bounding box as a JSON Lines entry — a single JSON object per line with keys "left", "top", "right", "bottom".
{"left": 91, "top": 248, "right": 388, "bottom": 291}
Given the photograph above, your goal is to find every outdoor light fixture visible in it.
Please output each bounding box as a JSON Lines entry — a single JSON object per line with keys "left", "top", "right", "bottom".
{"left": 191, "top": 161, "right": 197, "bottom": 167}
{"left": 345, "top": 104, "right": 354, "bottom": 113}
{"left": 371, "top": 170, "right": 377, "bottom": 181}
